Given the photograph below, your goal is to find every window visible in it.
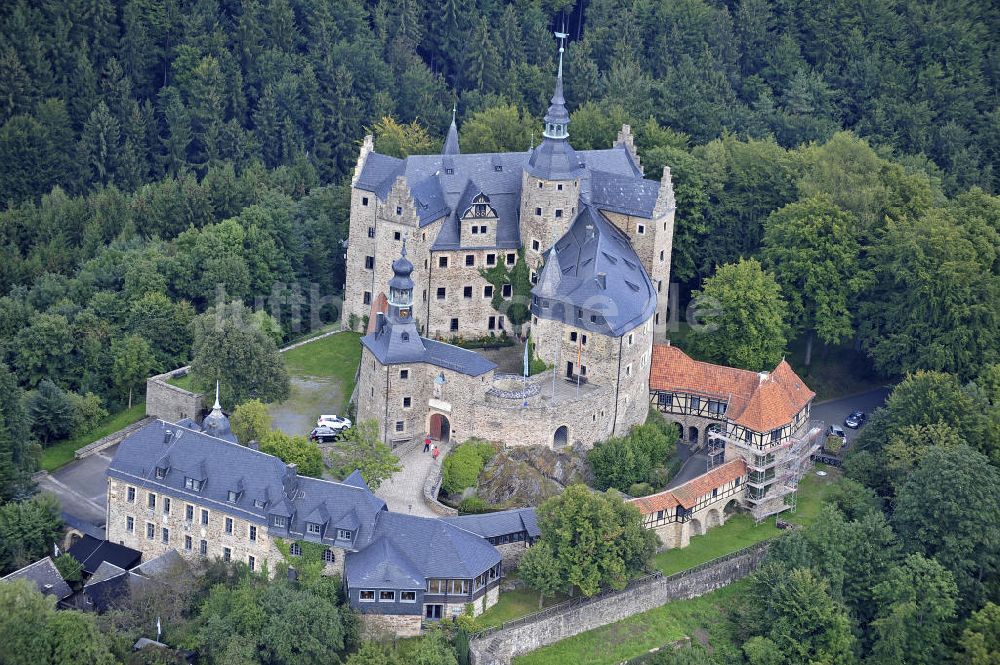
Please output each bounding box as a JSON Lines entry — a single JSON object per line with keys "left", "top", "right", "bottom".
{"left": 498, "top": 316, "right": 505, "bottom": 329}
{"left": 471, "top": 225, "right": 479, "bottom": 235}
{"left": 290, "top": 543, "right": 302, "bottom": 556}
{"left": 690, "top": 396, "right": 701, "bottom": 411}
{"left": 426, "top": 579, "right": 446, "bottom": 593}
{"left": 249, "top": 525, "right": 257, "bottom": 541}
{"left": 223, "top": 547, "right": 231, "bottom": 562}
{"left": 570, "top": 331, "right": 577, "bottom": 342}
{"left": 227, "top": 490, "right": 238, "bottom": 503}
{"left": 201, "top": 509, "right": 209, "bottom": 525}
{"left": 531, "top": 239, "right": 540, "bottom": 251}
{"left": 365, "top": 256, "right": 374, "bottom": 270}
{"left": 436, "top": 287, "right": 446, "bottom": 300}
{"left": 393, "top": 231, "right": 401, "bottom": 241}
{"left": 307, "top": 523, "right": 321, "bottom": 535}
{"left": 395, "top": 420, "right": 405, "bottom": 433}
{"left": 400, "top": 369, "right": 409, "bottom": 379}
{"left": 450, "top": 318, "right": 459, "bottom": 331}
{"left": 555, "top": 209, "right": 563, "bottom": 218}
{"left": 463, "top": 286, "right": 472, "bottom": 299}
{"left": 658, "top": 393, "right": 673, "bottom": 407}
{"left": 155, "top": 466, "right": 166, "bottom": 479}
{"left": 395, "top": 206, "right": 402, "bottom": 215}
{"left": 479, "top": 225, "right": 487, "bottom": 234}
{"left": 337, "top": 529, "right": 353, "bottom": 541}
{"left": 502, "top": 284, "right": 512, "bottom": 298}
{"left": 163, "top": 497, "right": 171, "bottom": 514}
{"left": 225, "top": 518, "right": 233, "bottom": 534}
{"left": 438, "top": 256, "right": 448, "bottom": 268}
{"left": 323, "top": 549, "right": 335, "bottom": 563}
{"left": 448, "top": 579, "right": 470, "bottom": 594}
{"left": 535, "top": 207, "right": 542, "bottom": 216}
{"left": 147, "top": 493, "right": 156, "bottom": 509}
{"left": 185, "top": 477, "right": 203, "bottom": 491}
{"left": 494, "top": 164, "right": 502, "bottom": 172}
{"left": 363, "top": 291, "right": 371, "bottom": 305}
{"left": 127, "top": 486, "right": 135, "bottom": 503}
{"left": 637, "top": 224, "right": 645, "bottom": 234}
{"left": 184, "top": 535, "right": 192, "bottom": 551}
{"left": 538, "top": 181, "right": 543, "bottom": 189}
{"left": 162, "top": 527, "right": 170, "bottom": 543}
{"left": 362, "top": 196, "right": 369, "bottom": 206}
{"left": 465, "top": 254, "right": 475, "bottom": 266}
{"left": 628, "top": 333, "right": 634, "bottom": 345}
{"left": 379, "top": 590, "right": 396, "bottom": 602}
{"left": 185, "top": 505, "right": 194, "bottom": 521}
{"left": 367, "top": 226, "right": 375, "bottom": 238}
{"left": 488, "top": 316, "right": 496, "bottom": 330}
{"left": 506, "top": 253, "right": 516, "bottom": 265}
{"left": 248, "top": 555, "right": 255, "bottom": 571}
{"left": 771, "top": 429, "right": 782, "bottom": 442}
{"left": 582, "top": 334, "right": 588, "bottom": 345}
{"left": 401, "top": 590, "right": 417, "bottom": 603}
{"left": 360, "top": 590, "right": 375, "bottom": 602}
{"left": 486, "top": 253, "right": 496, "bottom": 265}
{"left": 403, "top": 397, "right": 411, "bottom": 408}
{"left": 146, "top": 523, "right": 155, "bottom": 539}
{"left": 484, "top": 285, "right": 493, "bottom": 298}
{"left": 199, "top": 540, "right": 207, "bottom": 556}
{"left": 253, "top": 498, "right": 266, "bottom": 509}
{"left": 531, "top": 271, "right": 538, "bottom": 284}
{"left": 557, "top": 183, "right": 563, "bottom": 191}
{"left": 660, "top": 250, "right": 665, "bottom": 261}
{"left": 626, "top": 364, "right": 632, "bottom": 377}
{"left": 273, "top": 515, "right": 287, "bottom": 527}
{"left": 126, "top": 516, "right": 134, "bottom": 532}
{"left": 712, "top": 488, "right": 718, "bottom": 498}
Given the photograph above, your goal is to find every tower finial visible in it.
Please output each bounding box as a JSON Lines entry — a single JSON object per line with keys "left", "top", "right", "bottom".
{"left": 452, "top": 105, "right": 456, "bottom": 124}
{"left": 401, "top": 236, "right": 407, "bottom": 258}
{"left": 555, "top": 22, "right": 567, "bottom": 80}
{"left": 213, "top": 380, "right": 221, "bottom": 411}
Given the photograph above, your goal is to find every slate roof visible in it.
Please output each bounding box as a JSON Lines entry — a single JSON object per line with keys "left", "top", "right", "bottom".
{"left": 442, "top": 508, "right": 540, "bottom": 541}
{"left": 1, "top": 557, "right": 72, "bottom": 601}
{"left": 67, "top": 535, "right": 141, "bottom": 575}
{"left": 345, "top": 511, "right": 500, "bottom": 590}
{"left": 649, "top": 345, "right": 815, "bottom": 433}
{"left": 361, "top": 323, "right": 497, "bottom": 376}
{"left": 629, "top": 460, "right": 748, "bottom": 513}
{"left": 531, "top": 205, "right": 657, "bottom": 336}
{"left": 107, "top": 420, "right": 388, "bottom": 551}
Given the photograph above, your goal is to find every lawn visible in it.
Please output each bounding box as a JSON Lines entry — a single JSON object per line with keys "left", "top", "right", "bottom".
{"left": 472, "top": 588, "right": 571, "bottom": 631}
{"left": 514, "top": 579, "right": 748, "bottom": 665}
{"left": 166, "top": 372, "right": 197, "bottom": 391}
{"left": 653, "top": 467, "right": 837, "bottom": 575}
{"left": 282, "top": 331, "right": 363, "bottom": 405}
{"left": 40, "top": 402, "right": 148, "bottom": 472}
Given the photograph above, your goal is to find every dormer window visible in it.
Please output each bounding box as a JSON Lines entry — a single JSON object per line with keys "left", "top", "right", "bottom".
{"left": 289, "top": 543, "right": 301, "bottom": 556}
{"left": 227, "top": 490, "right": 240, "bottom": 503}
{"left": 307, "top": 523, "right": 322, "bottom": 535}
{"left": 272, "top": 515, "right": 287, "bottom": 528}
{"left": 155, "top": 466, "right": 168, "bottom": 479}
{"left": 184, "top": 477, "right": 203, "bottom": 491}
{"left": 337, "top": 529, "right": 353, "bottom": 541}
{"left": 401, "top": 332, "right": 410, "bottom": 342}
{"left": 254, "top": 499, "right": 267, "bottom": 509}
{"left": 445, "top": 168, "right": 454, "bottom": 175}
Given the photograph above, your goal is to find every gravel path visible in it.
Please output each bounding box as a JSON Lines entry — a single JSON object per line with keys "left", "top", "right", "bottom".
{"left": 374, "top": 438, "right": 451, "bottom": 517}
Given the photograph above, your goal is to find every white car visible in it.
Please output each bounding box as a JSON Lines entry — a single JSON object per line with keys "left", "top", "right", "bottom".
{"left": 317, "top": 415, "right": 352, "bottom": 431}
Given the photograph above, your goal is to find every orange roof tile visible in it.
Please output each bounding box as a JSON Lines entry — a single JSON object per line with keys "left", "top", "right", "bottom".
{"left": 366, "top": 293, "right": 389, "bottom": 334}
{"left": 628, "top": 460, "right": 748, "bottom": 513}
{"left": 648, "top": 345, "right": 814, "bottom": 433}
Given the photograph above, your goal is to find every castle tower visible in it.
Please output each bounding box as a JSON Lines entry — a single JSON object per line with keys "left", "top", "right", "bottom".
{"left": 520, "top": 29, "right": 583, "bottom": 278}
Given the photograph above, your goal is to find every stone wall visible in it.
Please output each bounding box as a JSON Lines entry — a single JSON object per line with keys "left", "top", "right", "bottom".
{"left": 75, "top": 417, "right": 156, "bottom": 459}
{"left": 425, "top": 249, "right": 515, "bottom": 339}
{"left": 361, "top": 613, "right": 423, "bottom": 639}
{"left": 519, "top": 172, "right": 581, "bottom": 274}
{"left": 470, "top": 542, "right": 770, "bottom": 665}
{"left": 145, "top": 368, "right": 204, "bottom": 424}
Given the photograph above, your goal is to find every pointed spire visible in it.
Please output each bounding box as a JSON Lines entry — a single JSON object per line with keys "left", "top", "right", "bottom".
{"left": 213, "top": 380, "right": 222, "bottom": 411}
{"left": 442, "top": 105, "right": 460, "bottom": 155}
{"left": 542, "top": 26, "right": 570, "bottom": 139}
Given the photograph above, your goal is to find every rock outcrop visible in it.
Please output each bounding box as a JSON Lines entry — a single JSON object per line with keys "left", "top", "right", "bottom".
{"left": 476, "top": 443, "right": 593, "bottom": 507}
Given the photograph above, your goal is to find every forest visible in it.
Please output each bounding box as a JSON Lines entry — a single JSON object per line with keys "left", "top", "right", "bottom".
{"left": 0, "top": 0, "right": 998, "bottom": 663}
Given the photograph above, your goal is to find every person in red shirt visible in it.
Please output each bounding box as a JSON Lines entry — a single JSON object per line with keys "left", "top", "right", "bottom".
{"left": 432, "top": 445, "right": 440, "bottom": 462}
{"left": 423, "top": 437, "right": 431, "bottom": 453}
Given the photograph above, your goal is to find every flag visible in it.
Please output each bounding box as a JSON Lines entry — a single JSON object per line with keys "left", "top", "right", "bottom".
{"left": 156, "top": 616, "right": 161, "bottom": 640}
{"left": 523, "top": 338, "right": 530, "bottom": 377}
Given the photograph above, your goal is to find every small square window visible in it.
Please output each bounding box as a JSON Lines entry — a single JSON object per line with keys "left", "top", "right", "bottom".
{"left": 463, "top": 286, "right": 472, "bottom": 298}
{"left": 557, "top": 183, "right": 564, "bottom": 191}
{"left": 379, "top": 590, "right": 396, "bottom": 602}
{"left": 466, "top": 254, "right": 475, "bottom": 266}
{"left": 363, "top": 291, "right": 372, "bottom": 305}
{"left": 307, "top": 523, "right": 321, "bottom": 535}
{"left": 403, "top": 397, "right": 411, "bottom": 408}
{"left": 127, "top": 486, "right": 135, "bottom": 503}
{"left": 531, "top": 239, "right": 540, "bottom": 251}
{"left": 535, "top": 207, "right": 542, "bottom": 216}
{"left": 201, "top": 509, "right": 209, "bottom": 525}
{"left": 323, "top": 549, "right": 335, "bottom": 563}
{"left": 290, "top": 543, "right": 302, "bottom": 556}
{"left": 392, "top": 231, "right": 400, "bottom": 241}
{"left": 199, "top": 540, "right": 207, "bottom": 555}
{"left": 396, "top": 421, "right": 405, "bottom": 433}
{"left": 400, "top": 369, "right": 409, "bottom": 379}
{"left": 537, "top": 181, "right": 543, "bottom": 189}
{"left": 223, "top": 547, "right": 231, "bottom": 562}
{"left": 365, "top": 256, "right": 375, "bottom": 270}
{"left": 555, "top": 209, "right": 563, "bottom": 218}
{"left": 494, "top": 164, "right": 502, "bottom": 172}
{"left": 155, "top": 467, "right": 166, "bottom": 479}
{"left": 362, "top": 196, "right": 369, "bottom": 206}
{"left": 126, "top": 516, "right": 134, "bottom": 532}
{"left": 506, "top": 253, "right": 516, "bottom": 265}
{"left": 502, "top": 284, "right": 512, "bottom": 298}
{"left": 438, "top": 256, "right": 448, "bottom": 268}
{"left": 436, "top": 287, "right": 446, "bottom": 300}
{"left": 395, "top": 206, "right": 402, "bottom": 215}
{"left": 484, "top": 285, "right": 494, "bottom": 297}
{"left": 471, "top": 225, "right": 479, "bottom": 234}
{"left": 338, "top": 529, "right": 353, "bottom": 541}
{"left": 227, "top": 490, "right": 238, "bottom": 503}
{"left": 450, "top": 318, "right": 459, "bottom": 331}
{"left": 570, "top": 331, "right": 577, "bottom": 342}
{"left": 486, "top": 253, "right": 496, "bottom": 265}
{"left": 367, "top": 226, "right": 375, "bottom": 238}
{"left": 479, "top": 225, "right": 486, "bottom": 233}
{"left": 184, "top": 535, "right": 192, "bottom": 550}
{"left": 637, "top": 224, "right": 645, "bottom": 234}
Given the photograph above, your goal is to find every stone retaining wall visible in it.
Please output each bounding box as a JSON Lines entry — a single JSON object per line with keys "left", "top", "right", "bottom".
{"left": 145, "top": 367, "right": 204, "bottom": 424}
{"left": 74, "top": 417, "right": 157, "bottom": 459}
{"left": 423, "top": 445, "right": 459, "bottom": 516}
{"left": 470, "top": 541, "right": 770, "bottom": 665}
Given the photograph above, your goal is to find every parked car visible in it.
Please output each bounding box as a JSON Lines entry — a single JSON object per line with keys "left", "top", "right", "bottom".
{"left": 317, "top": 415, "right": 352, "bottom": 431}
{"left": 828, "top": 424, "right": 847, "bottom": 441}
{"left": 844, "top": 411, "right": 867, "bottom": 429}
{"left": 310, "top": 426, "right": 342, "bottom": 443}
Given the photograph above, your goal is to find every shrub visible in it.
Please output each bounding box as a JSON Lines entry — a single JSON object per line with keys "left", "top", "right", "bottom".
{"left": 589, "top": 423, "right": 673, "bottom": 492}
{"left": 628, "top": 482, "right": 654, "bottom": 497}
{"left": 67, "top": 391, "right": 108, "bottom": 433}
{"left": 459, "top": 497, "right": 491, "bottom": 514}
{"left": 442, "top": 440, "right": 495, "bottom": 495}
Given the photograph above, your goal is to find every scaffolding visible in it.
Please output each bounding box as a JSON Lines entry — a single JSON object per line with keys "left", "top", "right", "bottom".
{"left": 719, "top": 421, "right": 825, "bottom": 523}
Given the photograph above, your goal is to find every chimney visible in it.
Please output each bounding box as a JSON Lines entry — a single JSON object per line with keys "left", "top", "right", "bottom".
{"left": 163, "top": 430, "right": 173, "bottom": 445}
{"left": 596, "top": 272, "right": 607, "bottom": 289}
{"left": 758, "top": 371, "right": 770, "bottom": 384}
{"left": 287, "top": 463, "right": 298, "bottom": 476}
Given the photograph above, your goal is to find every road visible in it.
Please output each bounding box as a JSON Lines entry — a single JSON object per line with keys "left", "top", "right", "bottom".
{"left": 665, "top": 387, "right": 891, "bottom": 489}
{"left": 37, "top": 443, "right": 119, "bottom": 534}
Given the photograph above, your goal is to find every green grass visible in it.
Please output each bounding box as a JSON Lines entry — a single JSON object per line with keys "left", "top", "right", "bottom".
{"left": 514, "top": 579, "right": 748, "bottom": 665}
{"left": 282, "top": 332, "right": 362, "bottom": 411}
{"left": 40, "top": 402, "right": 148, "bottom": 472}
{"left": 653, "top": 467, "right": 838, "bottom": 575}
{"left": 473, "top": 588, "right": 571, "bottom": 631}
{"left": 166, "top": 372, "right": 198, "bottom": 391}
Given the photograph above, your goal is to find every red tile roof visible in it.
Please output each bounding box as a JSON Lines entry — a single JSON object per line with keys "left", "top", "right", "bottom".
{"left": 366, "top": 292, "right": 389, "bottom": 334}
{"left": 629, "top": 459, "right": 748, "bottom": 513}
{"left": 649, "top": 345, "right": 814, "bottom": 433}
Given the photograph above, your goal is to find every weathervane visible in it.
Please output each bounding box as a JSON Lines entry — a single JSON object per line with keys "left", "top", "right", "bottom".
{"left": 554, "top": 25, "right": 568, "bottom": 78}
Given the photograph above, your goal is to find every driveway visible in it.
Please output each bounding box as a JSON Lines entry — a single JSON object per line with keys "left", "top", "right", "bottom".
{"left": 373, "top": 438, "right": 449, "bottom": 518}
{"left": 37, "top": 444, "right": 119, "bottom": 532}
{"left": 810, "top": 387, "right": 891, "bottom": 444}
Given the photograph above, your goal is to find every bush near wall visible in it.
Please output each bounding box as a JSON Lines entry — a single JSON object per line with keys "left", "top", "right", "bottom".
{"left": 443, "top": 441, "right": 496, "bottom": 495}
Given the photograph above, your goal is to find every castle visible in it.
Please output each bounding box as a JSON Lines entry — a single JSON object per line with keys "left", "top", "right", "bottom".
{"left": 348, "top": 37, "right": 676, "bottom": 449}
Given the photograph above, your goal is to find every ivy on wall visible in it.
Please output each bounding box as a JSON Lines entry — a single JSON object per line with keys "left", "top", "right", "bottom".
{"left": 478, "top": 248, "right": 533, "bottom": 327}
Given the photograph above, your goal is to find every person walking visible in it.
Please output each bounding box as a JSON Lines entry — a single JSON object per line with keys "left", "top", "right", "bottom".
{"left": 423, "top": 437, "right": 431, "bottom": 453}
{"left": 432, "top": 445, "right": 440, "bottom": 462}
